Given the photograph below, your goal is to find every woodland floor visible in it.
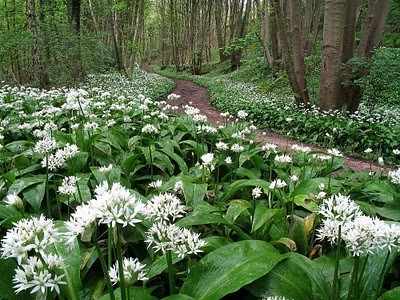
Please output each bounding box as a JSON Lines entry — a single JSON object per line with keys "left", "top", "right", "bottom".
{"left": 143, "top": 66, "right": 381, "bottom": 173}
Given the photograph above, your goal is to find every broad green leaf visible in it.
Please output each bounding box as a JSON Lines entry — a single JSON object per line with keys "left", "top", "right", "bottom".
{"left": 8, "top": 175, "right": 47, "bottom": 195}
{"left": 225, "top": 200, "right": 252, "bottom": 224}
{"left": 288, "top": 215, "right": 308, "bottom": 255}
{"left": 251, "top": 203, "right": 281, "bottom": 233}
{"left": 293, "top": 194, "right": 319, "bottom": 212}
{"left": 359, "top": 249, "right": 398, "bottom": 300}
{"left": 293, "top": 177, "right": 340, "bottom": 197}
{"left": 378, "top": 287, "right": 400, "bottom": 300}
{"left": 176, "top": 203, "right": 225, "bottom": 227}
{"left": 146, "top": 252, "right": 183, "bottom": 279}
{"left": 121, "top": 153, "right": 142, "bottom": 176}
{"left": 163, "top": 295, "right": 196, "bottom": 300}
{"left": 47, "top": 222, "right": 82, "bottom": 300}
{"left": 202, "top": 236, "right": 231, "bottom": 253}
{"left": 101, "top": 286, "right": 157, "bottom": 300}
{"left": 376, "top": 202, "right": 400, "bottom": 221}
{"left": 0, "top": 258, "right": 19, "bottom": 300}
{"left": 181, "top": 176, "right": 207, "bottom": 207}
{"left": 235, "top": 167, "right": 260, "bottom": 179}
{"left": 0, "top": 204, "right": 21, "bottom": 219}
{"left": 159, "top": 148, "right": 189, "bottom": 174}
{"left": 22, "top": 182, "right": 45, "bottom": 211}
{"left": 180, "top": 240, "right": 284, "bottom": 300}
{"left": 247, "top": 253, "right": 331, "bottom": 300}
{"left": 67, "top": 152, "right": 89, "bottom": 174}
{"left": 221, "top": 179, "right": 270, "bottom": 202}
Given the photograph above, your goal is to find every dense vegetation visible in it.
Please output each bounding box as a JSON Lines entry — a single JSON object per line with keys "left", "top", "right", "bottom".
{"left": 1, "top": 0, "right": 400, "bottom": 299}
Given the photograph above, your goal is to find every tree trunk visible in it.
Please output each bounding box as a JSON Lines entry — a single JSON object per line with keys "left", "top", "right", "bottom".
{"left": 290, "top": 0, "right": 309, "bottom": 106}
{"left": 215, "top": 0, "right": 227, "bottom": 62}
{"left": 271, "top": 0, "right": 303, "bottom": 105}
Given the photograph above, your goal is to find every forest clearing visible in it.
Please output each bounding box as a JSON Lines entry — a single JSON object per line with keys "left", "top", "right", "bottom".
{"left": 0, "top": 1, "right": 400, "bottom": 299}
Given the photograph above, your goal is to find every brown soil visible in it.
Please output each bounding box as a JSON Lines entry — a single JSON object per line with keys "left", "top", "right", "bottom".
{"left": 143, "top": 66, "right": 381, "bottom": 173}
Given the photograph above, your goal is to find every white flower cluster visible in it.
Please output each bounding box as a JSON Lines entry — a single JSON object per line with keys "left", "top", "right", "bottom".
{"left": 34, "top": 136, "right": 58, "bottom": 154}
{"left": 144, "top": 192, "right": 206, "bottom": 259}
{"left": 144, "top": 193, "right": 186, "bottom": 222}
{"left": 41, "top": 143, "right": 79, "bottom": 171}
{"left": 274, "top": 154, "right": 293, "bottom": 164}
{"left": 291, "top": 144, "right": 311, "bottom": 153}
{"left": 58, "top": 176, "right": 79, "bottom": 195}
{"left": 388, "top": 169, "right": 400, "bottom": 184}
{"left": 142, "top": 124, "right": 159, "bottom": 134}
{"left": 64, "top": 182, "right": 145, "bottom": 245}
{"left": 145, "top": 222, "right": 206, "bottom": 258}
{"left": 317, "top": 194, "right": 400, "bottom": 256}
{"left": 109, "top": 257, "right": 148, "bottom": 285}
{"left": 269, "top": 179, "right": 287, "bottom": 189}
{"left": 1, "top": 216, "right": 66, "bottom": 295}
{"left": 252, "top": 187, "right": 262, "bottom": 199}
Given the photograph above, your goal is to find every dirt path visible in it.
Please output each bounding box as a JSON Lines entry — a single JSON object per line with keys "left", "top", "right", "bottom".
{"left": 144, "top": 66, "right": 381, "bottom": 173}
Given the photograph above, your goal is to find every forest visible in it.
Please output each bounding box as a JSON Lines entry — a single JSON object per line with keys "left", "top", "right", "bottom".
{"left": 0, "top": 0, "right": 400, "bottom": 299}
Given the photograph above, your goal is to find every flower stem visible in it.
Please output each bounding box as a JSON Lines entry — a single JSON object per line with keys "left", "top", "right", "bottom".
{"left": 348, "top": 256, "right": 360, "bottom": 300}
{"left": 116, "top": 226, "right": 127, "bottom": 300}
{"left": 93, "top": 228, "right": 115, "bottom": 300}
{"left": 377, "top": 250, "right": 391, "bottom": 296}
{"left": 166, "top": 250, "right": 176, "bottom": 295}
{"left": 45, "top": 153, "right": 51, "bottom": 217}
{"left": 333, "top": 225, "right": 342, "bottom": 300}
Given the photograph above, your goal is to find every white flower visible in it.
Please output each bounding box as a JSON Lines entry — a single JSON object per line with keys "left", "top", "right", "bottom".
{"left": 316, "top": 191, "right": 327, "bottom": 199}
{"left": 167, "top": 93, "right": 181, "bottom": 101}
{"left": 84, "top": 122, "right": 99, "bottom": 131}
{"left": 327, "top": 148, "right": 342, "bottom": 157}
{"left": 145, "top": 193, "right": 186, "bottom": 222}
{"left": 262, "top": 143, "right": 278, "bottom": 152}
{"left": 201, "top": 153, "right": 214, "bottom": 166}
{"left": 319, "top": 183, "right": 325, "bottom": 191}
{"left": 291, "top": 144, "right": 311, "bottom": 153}
{"left": 216, "top": 141, "right": 229, "bottom": 151}
{"left": 58, "top": 176, "right": 79, "bottom": 195}
{"left": 149, "top": 179, "right": 163, "bottom": 189}
{"left": 225, "top": 156, "right": 233, "bottom": 164}
{"left": 174, "top": 180, "right": 183, "bottom": 194}
{"left": 393, "top": 149, "right": 400, "bottom": 155}
{"left": 237, "top": 110, "right": 248, "bottom": 119}
{"left": 364, "top": 148, "right": 373, "bottom": 154}
{"left": 109, "top": 257, "right": 148, "bottom": 285}
{"left": 34, "top": 137, "right": 57, "bottom": 154}
{"left": 4, "top": 193, "right": 23, "bottom": 210}
{"left": 1, "top": 215, "right": 58, "bottom": 264}
{"left": 285, "top": 118, "right": 293, "bottom": 123}
{"left": 388, "top": 169, "right": 400, "bottom": 184}
{"left": 312, "top": 154, "right": 331, "bottom": 161}
{"left": 99, "top": 164, "right": 113, "bottom": 174}
{"left": 269, "top": 179, "right": 287, "bottom": 189}
{"left": 274, "top": 154, "right": 292, "bottom": 164}
{"left": 230, "top": 143, "right": 244, "bottom": 152}
{"left": 378, "top": 157, "right": 384, "bottom": 166}
{"left": 290, "top": 175, "right": 299, "bottom": 182}
{"left": 252, "top": 187, "right": 262, "bottom": 199}
{"left": 142, "top": 124, "right": 159, "bottom": 134}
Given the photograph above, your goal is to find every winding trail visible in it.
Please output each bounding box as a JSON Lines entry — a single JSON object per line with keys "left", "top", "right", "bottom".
{"left": 144, "top": 66, "right": 381, "bottom": 173}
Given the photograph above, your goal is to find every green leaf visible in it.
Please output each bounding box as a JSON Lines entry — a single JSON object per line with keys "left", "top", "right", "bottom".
{"left": 359, "top": 250, "right": 398, "bottom": 300}
{"left": 293, "top": 178, "right": 340, "bottom": 197}
{"left": 159, "top": 148, "right": 188, "bottom": 174}
{"left": 22, "top": 182, "right": 45, "bottom": 211}
{"left": 247, "top": 253, "right": 331, "bottom": 300}
{"left": 181, "top": 176, "right": 207, "bottom": 207}
{"left": 8, "top": 175, "right": 47, "bottom": 195}
{"left": 225, "top": 200, "right": 252, "bottom": 224}
{"left": 47, "top": 222, "right": 82, "bottom": 300}
{"left": 293, "top": 194, "right": 319, "bottom": 212}
{"left": 101, "top": 286, "right": 157, "bottom": 300}
{"left": 0, "top": 204, "right": 21, "bottom": 220}
{"left": 146, "top": 252, "right": 183, "bottom": 279}
{"left": 163, "top": 295, "right": 196, "bottom": 300}
{"left": 176, "top": 203, "right": 225, "bottom": 227}
{"left": 0, "top": 258, "right": 19, "bottom": 300}
{"left": 179, "top": 240, "right": 284, "bottom": 300}
{"left": 288, "top": 215, "right": 308, "bottom": 255}
{"left": 378, "top": 287, "right": 400, "bottom": 300}
{"left": 222, "top": 179, "right": 270, "bottom": 202}
{"left": 376, "top": 202, "right": 400, "bottom": 221}
{"left": 67, "top": 152, "right": 89, "bottom": 174}
{"left": 251, "top": 203, "right": 281, "bottom": 233}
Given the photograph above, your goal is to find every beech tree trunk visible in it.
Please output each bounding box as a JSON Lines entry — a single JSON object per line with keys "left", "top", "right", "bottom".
{"left": 319, "top": 0, "right": 346, "bottom": 111}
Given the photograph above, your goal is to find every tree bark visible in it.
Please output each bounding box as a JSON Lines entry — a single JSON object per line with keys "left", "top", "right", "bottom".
{"left": 319, "top": 0, "right": 346, "bottom": 111}
{"left": 290, "top": 0, "right": 309, "bottom": 106}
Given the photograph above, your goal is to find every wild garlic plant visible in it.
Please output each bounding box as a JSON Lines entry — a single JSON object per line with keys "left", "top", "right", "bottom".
{"left": 317, "top": 194, "right": 400, "bottom": 299}
{"left": 0, "top": 215, "right": 66, "bottom": 299}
